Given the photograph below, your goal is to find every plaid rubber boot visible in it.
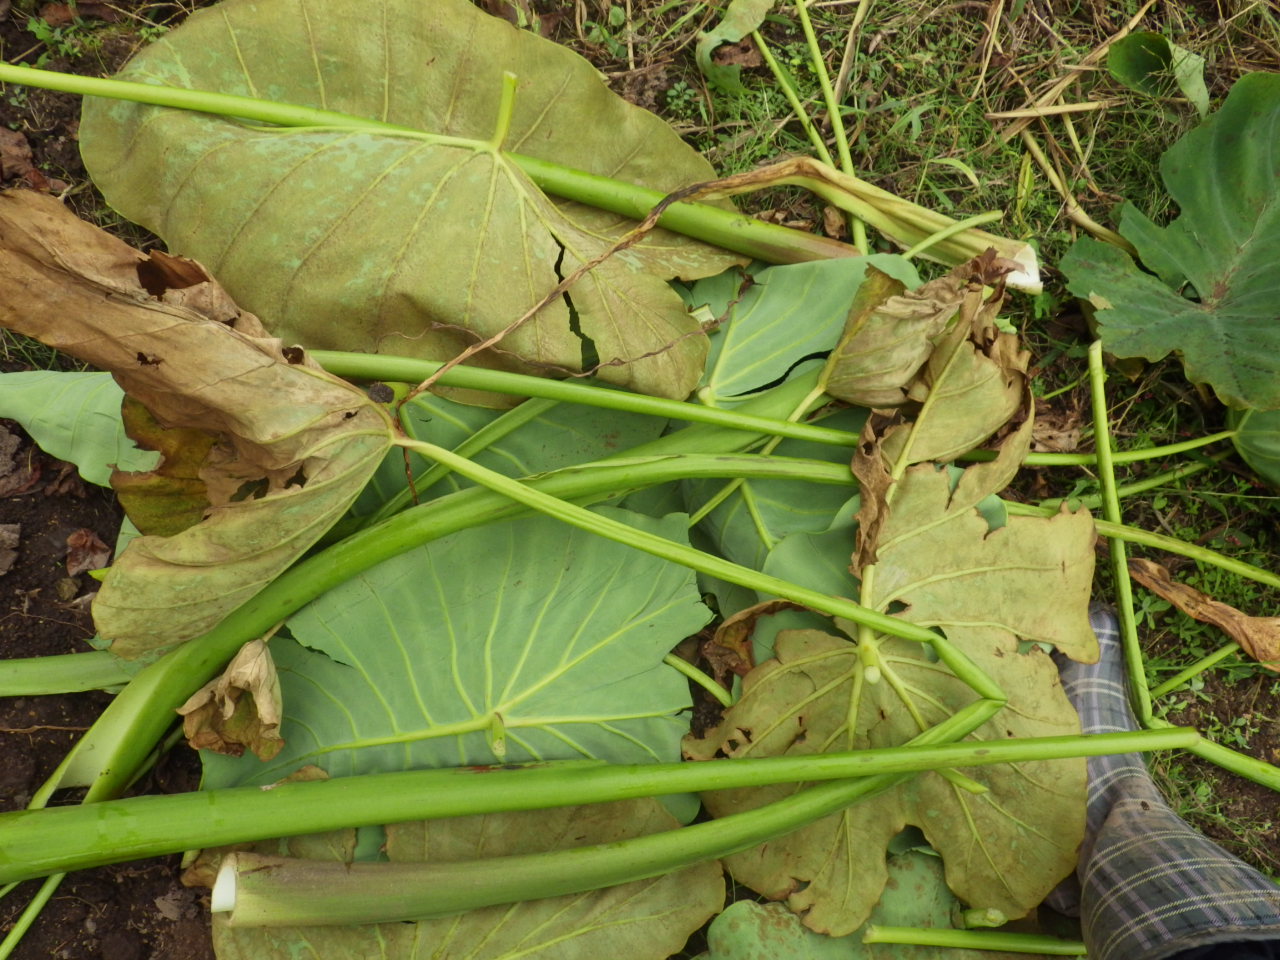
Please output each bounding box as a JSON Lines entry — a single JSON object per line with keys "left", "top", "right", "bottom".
{"left": 1053, "top": 605, "right": 1280, "bottom": 960}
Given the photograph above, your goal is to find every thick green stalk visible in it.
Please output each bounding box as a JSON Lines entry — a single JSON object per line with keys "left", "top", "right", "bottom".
{"left": 862, "top": 927, "right": 1086, "bottom": 955}
{"left": 0, "top": 729, "right": 1197, "bottom": 885}
{"left": 314, "top": 350, "right": 860, "bottom": 448}
{"left": 1183, "top": 734, "right": 1280, "bottom": 793}
{"left": 0, "top": 63, "right": 855, "bottom": 266}
{"left": 1091, "top": 340, "right": 1145, "bottom": 724}
{"left": 39, "top": 453, "right": 857, "bottom": 800}
{"left": 0, "top": 651, "right": 132, "bottom": 696}
{"left": 217, "top": 700, "right": 1004, "bottom": 928}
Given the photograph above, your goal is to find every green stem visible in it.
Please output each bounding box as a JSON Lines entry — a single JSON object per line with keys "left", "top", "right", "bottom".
{"left": 0, "top": 63, "right": 855, "bottom": 266}
{"left": 1183, "top": 735, "right": 1280, "bottom": 793}
{"left": 0, "top": 729, "right": 1196, "bottom": 885}
{"left": 0, "top": 651, "right": 132, "bottom": 696}
{"left": 216, "top": 699, "right": 1003, "bottom": 928}
{"left": 1150, "top": 643, "right": 1241, "bottom": 699}
{"left": 1004, "top": 502, "right": 1280, "bottom": 591}
{"left": 663, "top": 654, "right": 733, "bottom": 708}
{"left": 965, "top": 429, "right": 1238, "bottom": 467}
{"left": 488, "top": 71, "right": 518, "bottom": 150}
{"left": 752, "top": 29, "right": 834, "bottom": 167}
{"left": 1036, "top": 453, "right": 1223, "bottom": 511}
{"left": 862, "top": 927, "right": 1086, "bottom": 955}
{"left": 900, "top": 210, "right": 1003, "bottom": 260}
{"left": 0, "top": 875, "right": 64, "bottom": 960}
{"left": 795, "top": 0, "right": 853, "bottom": 175}
{"left": 1088, "top": 340, "right": 1150, "bottom": 725}
{"left": 313, "top": 350, "right": 861, "bottom": 448}
{"left": 397, "top": 436, "right": 942, "bottom": 646}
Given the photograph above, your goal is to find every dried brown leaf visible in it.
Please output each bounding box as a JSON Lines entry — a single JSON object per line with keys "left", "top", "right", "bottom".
{"left": 65, "top": 527, "right": 110, "bottom": 576}
{"left": 1129, "top": 558, "right": 1280, "bottom": 673}
{"left": 177, "top": 639, "right": 284, "bottom": 760}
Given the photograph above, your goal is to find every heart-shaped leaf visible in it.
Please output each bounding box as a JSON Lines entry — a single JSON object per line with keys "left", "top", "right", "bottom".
{"left": 79, "top": 0, "right": 745, "bottom": 400}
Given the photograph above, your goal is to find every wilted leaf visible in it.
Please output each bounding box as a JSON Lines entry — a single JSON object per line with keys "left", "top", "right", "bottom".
{"left": 65, "top": 528, "right": 111, "bottom": 577}
{"left": 0, "top": 190, "right": 395, "bottom": 659}
{"left": 178, "top": 639, "right": 284, "bottom": 761}
{"left": 200, "top": 508, "right": 709, "bottom": 787}
{"left": 211, "top": 799, "right": 723, "bottom": 960}
{"left": 1129, "top": 557, "right": 1280, "bottom": 673}
{"left": 0, "top": 373, "right": 158, "bottom": 487}
{"left": 80, "top": 0, "right": 745, "bottom": 400}
{"left": 1061, "top": 73, "right": 1280, "bottom": 410}
{"left": 110, "top": 397, "right": 215, "bottom": 536}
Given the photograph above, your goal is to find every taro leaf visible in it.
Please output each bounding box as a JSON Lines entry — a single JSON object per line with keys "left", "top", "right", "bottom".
{"left": 0, "top": 190, "right": 394, "bottom": 660}
{"left": 693, "top": 255, "right": 921, "bottom": 408}
{"left": 1129, "top": 558, "right": 1280, "bottom": 673}
{"left": 0, "top": 371, "right": 157, "bottom": 485}
{"left": 351, "top": 390, "right": 667, "bottom": 519}
{"left": 79, "top": 0, "right": 745, "bottom": 401}
{"left": 695, "top": 0, "right": 775, "bottom": 92}
{"left": 705, "top": 850, "right": 1029, "bottom": 960}
{"left": 201, "top": 508, "right": 709, "bottom": 787}
{"left": 687, "top": 308, "right": 1096, "bottom": 935}
{"left": 1060, "top": 73, "right": 1280, "bottom": 410}
{"left": 683, "top": 406, "right": 866, "bottom": 574}
{"left": 111, "top": 396, "right": 216, "bottom": 537}
{"left": 1229, "top": 407, "right": 1280, "bottom": 487}
{"left": 1108, "top": 31, "right": 1208, "bottom": 118}
{"left": 211, "top": 799, "right": 723, "bottom": 960}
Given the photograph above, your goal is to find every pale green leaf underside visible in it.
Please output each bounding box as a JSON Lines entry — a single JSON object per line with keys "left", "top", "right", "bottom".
{"left": 213, "top": 799, "right": 723, "bottom": 960}
{"left": 0, "top": 371, "right": 157, "bottom": 486}
{"left": 80, "top": 0, "right": 743, "bottom": 400}
{"left": 203, "top": 508, "right": 709, "bottom": 786}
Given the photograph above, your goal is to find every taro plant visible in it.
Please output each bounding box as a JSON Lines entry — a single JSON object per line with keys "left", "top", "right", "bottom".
{"left": 0, "top": 1, "right": 1277, "bottom": 958}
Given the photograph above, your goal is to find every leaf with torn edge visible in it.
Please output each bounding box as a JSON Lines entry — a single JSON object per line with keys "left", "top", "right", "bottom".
{"left": 686, "top": 256, "right": 1096, "bottom": 936}
{"left": 0, "top": 190, "right": 395, "bottom": 660}
{"left": 178, "top": 639, "right": 285, "bottom": 761}
{"left": 80, "top": 0, "right": 745, "bottom": 401}
{"left": 1129, "top": 558, "right": 1280, "bottom": 674}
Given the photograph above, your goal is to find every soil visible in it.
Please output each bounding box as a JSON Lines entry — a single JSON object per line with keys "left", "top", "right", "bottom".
{"left": 0, "top": 1, "right": 1277, "bottom": 959}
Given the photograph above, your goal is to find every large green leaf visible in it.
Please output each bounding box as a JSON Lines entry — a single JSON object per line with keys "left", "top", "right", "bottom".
{"left": 79, "top": 0, "right": 744, "bottom": 400}
{"left": 203, "top": 508, "right": 709, "bottom": 787}
{"left": 1230, "top": 407, "right": 1280, "bottom": 488}
{"left": 212, "top": 799, "right": 723, "bottom": 960}
{"left": 0, "top": 371, "right": 157, "bottom": 486}
{"left": 1060, "top": 72, "right": 1280, "bottom": 410}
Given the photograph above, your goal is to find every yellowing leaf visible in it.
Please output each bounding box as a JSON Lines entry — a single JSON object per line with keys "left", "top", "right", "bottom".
{"left": 79, "top": 0, "right": 745, "bottom": 401}
{"left": 0, "top": 190, "right": 394, "bottom": 659}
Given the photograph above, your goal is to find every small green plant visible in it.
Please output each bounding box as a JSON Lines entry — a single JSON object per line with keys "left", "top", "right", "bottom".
{"left": 24, "top": 14, "right": 103, "bottom": 66}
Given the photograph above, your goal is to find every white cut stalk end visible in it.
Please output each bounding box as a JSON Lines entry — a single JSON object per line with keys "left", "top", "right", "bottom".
{"left": 211, "top": 853, "right": 238, "bottom": 914}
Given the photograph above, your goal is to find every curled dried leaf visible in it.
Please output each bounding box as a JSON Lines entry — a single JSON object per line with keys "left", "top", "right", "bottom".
{"left": 178, "top": 639, "right": 284, "bottom": 760}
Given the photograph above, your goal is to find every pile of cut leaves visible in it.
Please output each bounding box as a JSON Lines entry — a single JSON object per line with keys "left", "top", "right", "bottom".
{"left": 0, "top": 1, "right": 1277, "bottom": 958}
